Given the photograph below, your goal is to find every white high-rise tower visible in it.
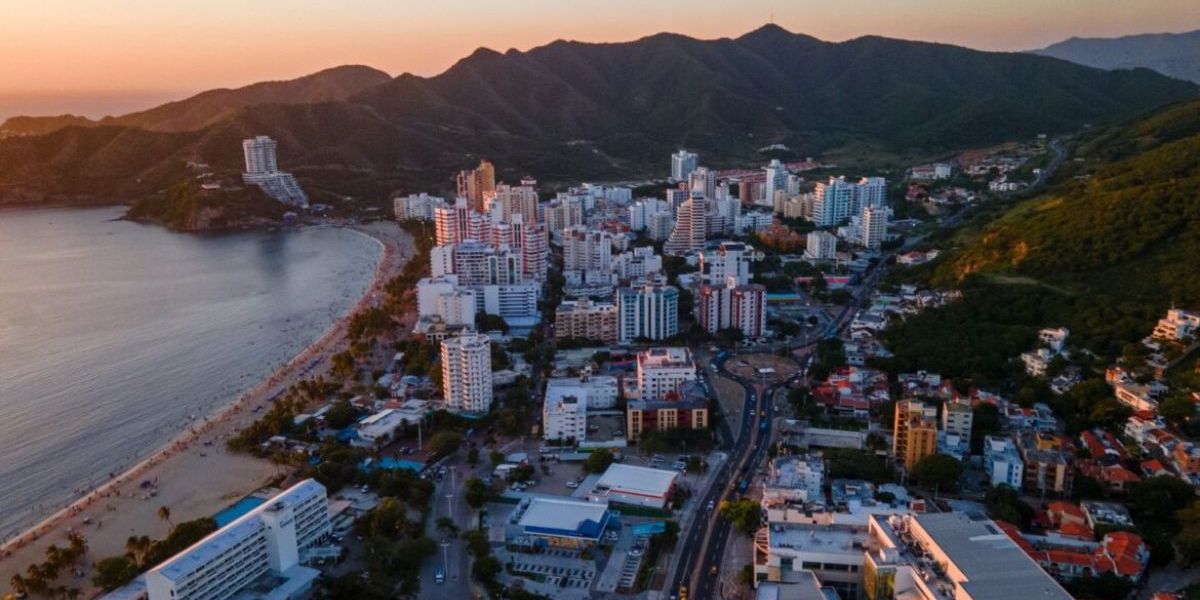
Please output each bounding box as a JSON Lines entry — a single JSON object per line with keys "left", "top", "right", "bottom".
{"left": 242, "top": 136, "right": 279, "bottom": 174}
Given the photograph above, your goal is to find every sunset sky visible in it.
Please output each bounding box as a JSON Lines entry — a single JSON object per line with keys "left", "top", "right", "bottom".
{"left": 2, "top": 0, "right": 1198, "bottom": 118}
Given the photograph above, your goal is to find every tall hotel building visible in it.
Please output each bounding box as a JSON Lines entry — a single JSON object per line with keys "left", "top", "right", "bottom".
{"left": 441, "top": 333, "right": 494, "bottom": 412}
{"left": 144, "top": 479, "right": 330, "bottom": 600}
{"left": 617, "top": 283, "right": 680, "bottom": 343}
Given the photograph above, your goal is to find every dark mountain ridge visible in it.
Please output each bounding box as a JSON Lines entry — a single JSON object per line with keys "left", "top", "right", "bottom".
{"left": 1031, "top": 30, "right": 1200, "bottom": 84}
{"left": 0, "top": 25, "right": 1195, "bottom": 206}
{"left": 0, "top": 65, "right": 391, "bottom": 136}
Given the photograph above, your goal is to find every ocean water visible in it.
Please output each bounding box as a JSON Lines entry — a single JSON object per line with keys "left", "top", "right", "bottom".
{"left": 0, "top": 207, "right": 380, "bottom": 539}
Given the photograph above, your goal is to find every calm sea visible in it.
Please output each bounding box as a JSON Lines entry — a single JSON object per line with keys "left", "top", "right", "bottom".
{"left": 0, "top": 207, "right": 379, "bottom": 538}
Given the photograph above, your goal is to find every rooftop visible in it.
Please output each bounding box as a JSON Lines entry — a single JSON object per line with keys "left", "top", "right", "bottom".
{"left": 151, "top": 479, "right": 325, "bottom": 583}
{"left": 516, "top": 497, "right": 611, "bottom": 539}
{"left": 594, "top": 463, "right": 678, "bottom": 498}
{"left": 637, "top": 347, "right": 693, "bottom": 369}
{"left": 911, "top": 512, "right": 1072, "bottom": 600}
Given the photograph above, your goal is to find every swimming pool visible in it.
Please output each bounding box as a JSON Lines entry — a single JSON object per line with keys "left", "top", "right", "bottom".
{"left": 213, "top": 496, "right": 267, "bottom": 526}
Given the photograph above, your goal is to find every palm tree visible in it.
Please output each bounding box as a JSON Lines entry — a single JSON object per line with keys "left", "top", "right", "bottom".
{"left": 66, "top": 531, "right": 87, "bottom": 560}
{"left": 157, "top": 505, "right": 173, "bottom": 532}
{"left": 10, "top": 573, "right": 28, "bottom": 596}
{"left": 44, "top": 544, "right": 64, "bottom": 569}
{"left": 125, "top": 535, "right": 152, "bottom": 566}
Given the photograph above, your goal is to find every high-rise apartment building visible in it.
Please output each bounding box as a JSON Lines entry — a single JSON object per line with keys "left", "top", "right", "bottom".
{"left": 663, "top": 197, "right": 708, "bottom": 256}
{"left": 860, "top": 205, "right": 888, "bottom": 250}
{"left": 555, "top": 298, "right": 619, "bottom": 344}
{"left": 515, "top": 214, "right": 548, "bottom": 281}
{"left": 393, "top": 193, "right": 446, "bottom": 221}
{"left": 812, "top": 176, "right": 858, "bottom": 226}
{"left": 145, "top": 479, "right": 330, "bottom": 600}
{"left": 856, "top": 176, "right": 887, "bottom": 209}
{"left": 893, "top": 400, "right": 939, "bottom": 469}
{"left": 457, "top": 160, "right": 496, "bottom": 212}
{"left": 241, "top": 135, "right": 307, "bottom": 207}
{"left": 449, "top": 240, "right": 523, "bottom": 287}
{"left": 441, "top": 333, "right": 494, "bottom": 412}
{"left": 416, "top": 275, "right": 477, "bottom": 328}
{"left": 942, "top": 400, "right": 974, "bottom": 447}
{"left": 811, "top": 176, "right": 888, "bottom": 227}
{"left": 698, "top": 241, "right": 753, "bottom": 286}
{"left": 805, "top": 231, "right": 838, "bottom": 260}
{"left": 688, "top": 167, "right": 717, "bottom": 200}
{"left": 763, "top": 159, "right": 788, "bottom": 208}
{"left": 562, "top": 226, "right": 614, "bottom": 272}
{"left": 629, "top": 198, "right": 669, "bottom": 232}
{"left": 696, "top": 278, "right": 767, "bottom": 338}
{"left": 434, "top": 197, "right": 487, "bottom": 246}
{"left": 543, "top": 393, "right": 587, "bottom": 443}
{"left": 635, "top": 347, "right": 697, "bottom": 401}
{"left": 617, "top": 283, "right": 680, "bottom": 343}
{"left": 671, "top": 149, "right": 699, "bottom": 182}
{"left": 487, "top": 183, "right": 539, "bottom": 225}
{"left": 242, "top": 135, "right": 279, "bottom": 174}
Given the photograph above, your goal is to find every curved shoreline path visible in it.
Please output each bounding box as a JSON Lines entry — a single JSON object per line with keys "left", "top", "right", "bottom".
{"left": 0, "top": 220, "right": 413, "bottom": 597}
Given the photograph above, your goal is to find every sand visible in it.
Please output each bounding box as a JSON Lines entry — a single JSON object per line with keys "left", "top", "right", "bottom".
{"left": 0, "top": 220, "right": 414, "bottom": 598}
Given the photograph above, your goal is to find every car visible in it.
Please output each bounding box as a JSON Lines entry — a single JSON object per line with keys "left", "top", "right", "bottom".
{"left": 605, "top": 530, "right": 619, "bottom": 541}
{"left": 435, "top": 566, "right": 445, "bottom": 584}
{"left": 749, "top": 409, "right": 756, "bottom": 416}
{"left": 707, "top": 499, "right": 715, "bottom": 510}
{"left": 566, "top": 481, "right": 579, "bottom": 489}
{"left": 710, "top": 565, "right": 719, "bottom": 576}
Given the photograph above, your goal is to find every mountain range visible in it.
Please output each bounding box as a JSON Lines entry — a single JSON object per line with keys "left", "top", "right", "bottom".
{"left": 1031, "top": 30, "right": 1200, "bottom": 84}
{"left": 0, "top": 24, "right": 1196, "bottom": 207}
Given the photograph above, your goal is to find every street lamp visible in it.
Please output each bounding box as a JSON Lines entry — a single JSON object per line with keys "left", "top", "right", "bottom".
{"left": 440, "top": 538, "right": 450, "bottom": 579}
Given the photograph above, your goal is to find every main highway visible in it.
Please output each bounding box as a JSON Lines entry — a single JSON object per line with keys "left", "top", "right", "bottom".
{"left": 667, "top": 248, "right": 894, "bottom": 599}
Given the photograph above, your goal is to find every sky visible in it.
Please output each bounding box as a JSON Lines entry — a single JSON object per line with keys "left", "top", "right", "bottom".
{"left": 2, "top": 0, "right": 1198, "bottom": 118}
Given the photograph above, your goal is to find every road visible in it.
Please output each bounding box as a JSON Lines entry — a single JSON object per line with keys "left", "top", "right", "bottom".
{"left": 667, "top": 238, "right": 901, "bottom": 599}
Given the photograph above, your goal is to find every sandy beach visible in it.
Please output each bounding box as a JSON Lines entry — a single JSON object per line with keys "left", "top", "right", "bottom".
{"left": 0, "top": 220, "right": 414, "bottom": 598}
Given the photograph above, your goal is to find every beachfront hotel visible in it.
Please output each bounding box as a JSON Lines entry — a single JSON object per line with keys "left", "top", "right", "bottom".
{"left": 142, "top": 479, "right": 331, "bottom": 600}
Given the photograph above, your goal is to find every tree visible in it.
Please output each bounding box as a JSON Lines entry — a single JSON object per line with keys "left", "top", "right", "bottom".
{"left": 582, "top": 449, "right": 615, "bottom": 474}
{"left": 1127, "top": 475, "right": 1195, "bottom": 520}
{"left": 467, "top": 447, "right": 479, "bottom": 466}
{"left": 426, "top": 431, "right": 461, "bottom": 459}
{"left": 506, "top": 464, "right": 535, "bottom": 483}
{"left": 324, "top": 400, "right": 359, "bottom": 430}
{"left": 911, "top": 454, "right": 962, "bottom": 491}
{"left": 124, "top": 535, "right": 152, "bottom": 566}
{"left": 720, "top": 499, "right": 763, "bottom": 536}
{"left": 1160, "top": 392, "right": 1197, "bottom": 426}
{"left": 1174, "top": 501, "right": 1200, "bottom": 564}
{"left": 489, "top": 449, "right": 505, "bottom": 467}
{"left": 1064, "top": 572, "right": 1132, "bottom": 600}
{"left": 476, "top": 312, "right": 509, "bottom": 333}
{"left": 985, "top": 484, "right": 1033, "bottom": 528}
{"left": 435, "top": 517, "right": 459, "bottom": 538}
{"left": 91, "top": 556, "right": 139, "bottom": 591}
{"left": 464, "top": 477, "right": 490, "bottom": 509}
{"left": 472, "top": 555, "right": 501, "bottom": 584}
{"left": 157, "top": 505, "right": 173, "bottom": 532}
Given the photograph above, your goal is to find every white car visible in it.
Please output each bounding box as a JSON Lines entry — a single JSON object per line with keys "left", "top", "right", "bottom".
{"left": 566, "top": 481, "right": 579, "bottom": 489}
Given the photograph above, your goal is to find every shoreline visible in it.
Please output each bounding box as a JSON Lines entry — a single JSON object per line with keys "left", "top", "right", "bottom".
{"left": 0, "top": 220, "right": 411, "bottom": 593}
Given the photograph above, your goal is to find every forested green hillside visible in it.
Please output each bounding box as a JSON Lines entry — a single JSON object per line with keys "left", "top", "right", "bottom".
{"left": 905, "top": 99, "right": 1200, "bottom": 364}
